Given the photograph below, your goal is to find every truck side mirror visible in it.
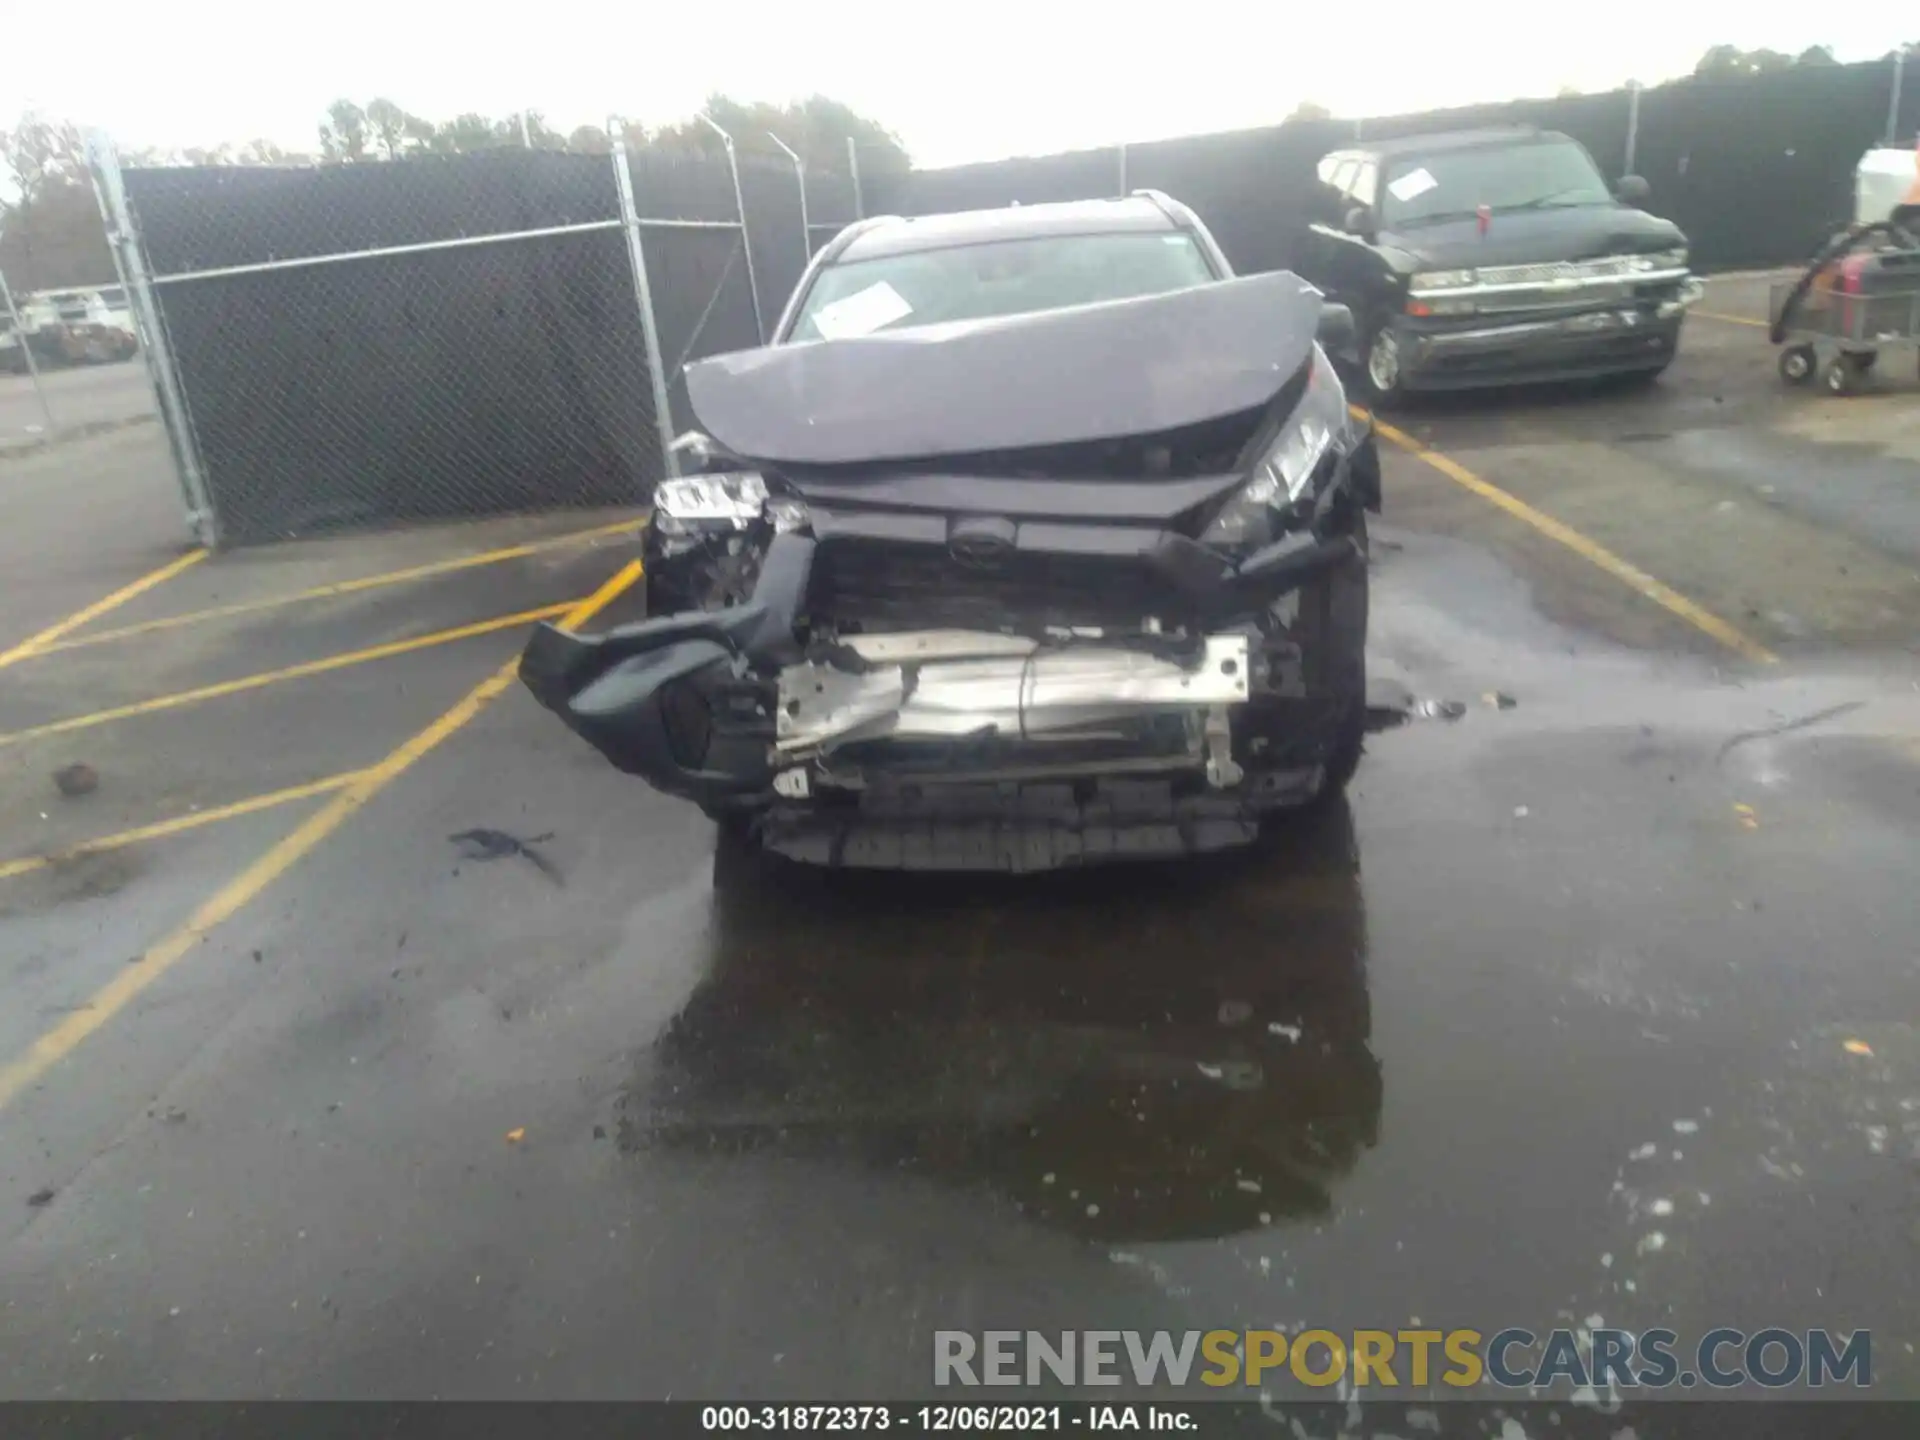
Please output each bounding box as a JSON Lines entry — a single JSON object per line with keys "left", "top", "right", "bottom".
{"left": 1344, "top": 205, "right": 1377, "bottom": 240}
{"left": 1615, "top": 174, "right": 1651, "bottom": 207}
{"left": 1317, "top": 302, "right": 1356, "bottom": 352}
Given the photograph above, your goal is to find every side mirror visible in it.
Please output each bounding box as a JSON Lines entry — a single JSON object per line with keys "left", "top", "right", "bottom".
{"left": 1614, "top": 174, "right": 1651, "bottom": 207}
{"left": 1343, "top": 205, "right": 1377, "bottom": 239}
{"left": 1317, "top": 302, "right": 1356, "bottom": 352}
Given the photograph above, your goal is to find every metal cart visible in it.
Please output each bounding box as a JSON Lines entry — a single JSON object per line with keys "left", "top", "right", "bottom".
{"left": 1772, "top": 259, "right": 1920, "bottom": 396}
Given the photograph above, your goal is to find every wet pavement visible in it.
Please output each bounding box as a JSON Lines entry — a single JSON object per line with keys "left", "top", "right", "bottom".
{"left": 3, "top": 283, "right": 1920, "bottom": 1423}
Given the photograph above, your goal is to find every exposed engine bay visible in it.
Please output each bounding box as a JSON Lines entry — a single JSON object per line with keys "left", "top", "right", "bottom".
{"left": 521, "top": 271, "right": 1382, "bottom": 871}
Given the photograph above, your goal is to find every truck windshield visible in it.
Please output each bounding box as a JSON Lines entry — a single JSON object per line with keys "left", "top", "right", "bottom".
{"left": 787, "top": 232, "right": 1217, "bottom": 342}
{"left": 1381, "top": 140, "right": 1613, "bottom": 225}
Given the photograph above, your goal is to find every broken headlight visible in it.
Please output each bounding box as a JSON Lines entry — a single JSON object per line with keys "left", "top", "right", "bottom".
{"left": 655, "top": 471, "right": 769, "bottom": 526}
{"left": 651, "top": 472, "right": 810, "bottom": 557}
{"left": 1200, "top": 345, "right": 1347, "bottom": 553}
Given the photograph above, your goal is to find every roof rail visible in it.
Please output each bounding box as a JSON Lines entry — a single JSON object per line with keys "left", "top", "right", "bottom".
{"left": 1130, "top": 188, "right": 1203, "bottom": 231}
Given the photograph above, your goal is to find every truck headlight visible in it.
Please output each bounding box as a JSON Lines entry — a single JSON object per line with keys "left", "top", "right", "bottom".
{"left": 1409, "top": 268, "right": 1478, "bottom": 294}
{"left": 1200, "top": 346, "right": 1347, "bottom": 552}
{"left": 1628, "top": 247, "right": 1688, "bottom": 273}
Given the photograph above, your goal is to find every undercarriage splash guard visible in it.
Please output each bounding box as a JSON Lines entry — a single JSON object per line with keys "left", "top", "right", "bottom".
{"left": 757, "top": 774, "right": 1322, "bottom": 872}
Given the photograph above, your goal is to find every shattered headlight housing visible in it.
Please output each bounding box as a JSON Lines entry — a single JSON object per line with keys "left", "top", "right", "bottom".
{"left": 655, "top": 471, "right": 769, "bottom": 527}
{"left": 1200, "top": 346, "right": 1348, "bottom": 553}
{"left": 651, "top": 471, "right": 810, "bottom": 555}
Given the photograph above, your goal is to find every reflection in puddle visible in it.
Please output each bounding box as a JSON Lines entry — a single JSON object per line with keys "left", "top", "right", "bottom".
{"left": 619, "top": 804, "right": 1381, "bottom": 1243}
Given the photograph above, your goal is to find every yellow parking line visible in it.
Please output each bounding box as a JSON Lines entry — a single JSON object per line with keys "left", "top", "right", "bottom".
{"left": 0, "top": 603, "right": 572, "bottom": 750}
{"left": 1364, "top": 411, "right": 1779, "bottom": 665}
{"left": 0, "top": 771, "right": 365, "bottom": 883}
{"left": 0, "top": 559, "right": 644, "bottom": 1113}
{"left": 31, "top": 515, "right": 647, "bottom": 658}
{"left": 1692, "top": 310, "right": 1769, "bottom": 328}
{"left": 0, "top": 549, "right": 207, "bottom": 672}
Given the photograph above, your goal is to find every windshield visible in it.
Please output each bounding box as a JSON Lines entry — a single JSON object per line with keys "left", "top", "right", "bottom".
{"left": 1380, "top": 140, "right": 1613, "bottom": 226}
{"left": 786, "top": 231, "right": 1216, "bottom": 342}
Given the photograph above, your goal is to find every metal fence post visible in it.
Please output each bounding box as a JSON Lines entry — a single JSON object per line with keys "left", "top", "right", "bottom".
{"left": 1624, "top": 80, "right": 1642, "bottom": 176}
{"left": 699, "top": 113, "right": 764, "bottom": 344}
{"left": 1116, "top": 143, "right": 1127, "bottom": 197}
{"left": 1890, "top": 50, "right": 1906, "bottom": 146}
{"left": 768, "top": 133, "right": 811, "bottom": 261}
{"left": 86, "top": 130, "right": 218, "bottom": 548}
{"left": 611, "top": 131, "right": 680, "bottom": 483}
{"left": 848, "top": 137, "right": 865, "bottom": 219}
{"left": 0, "top": 270, "right": 57, "bottom": 437}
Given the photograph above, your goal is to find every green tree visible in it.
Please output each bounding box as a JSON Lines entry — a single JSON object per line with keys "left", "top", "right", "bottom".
{"left": 1694, "top": 44, "right": 1819, "bottom": 77}
{"left": 649, "top": 92, "right": 909, "bottom": 174}
{"left": 366, "top": 98, "right": 422, "bottom": 160}
{"left": 435, "top": 113, "right": 503, "bottom": 153}
{"left": 319, "top": 99, "right": 369, "bottom": 161}
{"left": 0, "top": 112, "right": 88, "bottom": 198}
{"left": 0, "top": 112, "right": 111, "bottom": 289}
{"left": 237, "top": 138, "right": 295, "bottom": 165}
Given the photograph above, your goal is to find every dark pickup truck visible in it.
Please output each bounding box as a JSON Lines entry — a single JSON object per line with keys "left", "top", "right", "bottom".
{"left": 1298, "top": 127, "right": 1704, "bottom": 402}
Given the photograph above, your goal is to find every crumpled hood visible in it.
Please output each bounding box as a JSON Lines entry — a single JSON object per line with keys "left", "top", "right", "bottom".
{"left": 684, "top": 271, "right": 1324, "bottom": 467}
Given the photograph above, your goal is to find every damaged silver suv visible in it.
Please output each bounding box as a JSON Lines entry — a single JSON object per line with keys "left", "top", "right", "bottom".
{"left": 519, "top": 192, "right": 1382, "bottom": 872}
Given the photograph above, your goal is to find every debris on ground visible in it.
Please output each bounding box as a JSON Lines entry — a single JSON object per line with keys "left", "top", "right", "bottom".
{"left": 52, "top": 763, "right": 99, "bottom": 798}
{"left": 1481, "top": 691, "right": 1518, "bottom": 710}
{"left": 1412, "top": 699, "right": 1468, "bottom": 721}
{"left": 1843, "top": 1038, "right": 1874, "bottom": 1056}
{"left": 1716, "top": 700, "right": 1863, "bottom": 763}
{"left": 26, "top": 1188, "right": 55, "bottom": 1208}
{"left": 506, "top": 1127, "right": 526, "bottom": 1144}
{"left": 1217, "top": 1000, "right": 1253, "bottom": 1026}
{"left": 447, "top": 829, "right": 563, "bottom": 886}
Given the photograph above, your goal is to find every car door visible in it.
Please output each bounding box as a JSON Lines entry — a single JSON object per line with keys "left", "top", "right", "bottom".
{"left": 1300, "top": 153, "right": 1358, "bottom": 302}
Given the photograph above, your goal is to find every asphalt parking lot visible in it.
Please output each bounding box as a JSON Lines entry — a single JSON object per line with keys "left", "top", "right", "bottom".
{"left": 2, "top": 272, "right": 1919, "bottom": 1424}
{"left": 0, "top": 361, "right": 156, "bottom": 453}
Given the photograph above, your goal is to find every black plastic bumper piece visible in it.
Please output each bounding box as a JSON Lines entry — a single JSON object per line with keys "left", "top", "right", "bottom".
{"left": 517, "top": 535, "right": 814, "bottom": 806}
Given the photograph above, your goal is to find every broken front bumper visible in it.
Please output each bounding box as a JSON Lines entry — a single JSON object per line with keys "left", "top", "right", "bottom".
{"left": 519, "top": 517, "right": 1362, "bottom": 868}
{"left": 1396, "top": 278, "right": 1704, "bottom": 388}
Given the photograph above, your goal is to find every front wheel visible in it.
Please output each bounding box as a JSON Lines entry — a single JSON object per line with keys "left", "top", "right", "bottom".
{"left": 1360, "top": 323, "right": 1406, "bottom": 410}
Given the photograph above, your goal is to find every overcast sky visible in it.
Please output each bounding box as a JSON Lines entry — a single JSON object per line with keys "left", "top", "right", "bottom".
{"left": 12, "top": 3, "right": 1913, "bottom": 168}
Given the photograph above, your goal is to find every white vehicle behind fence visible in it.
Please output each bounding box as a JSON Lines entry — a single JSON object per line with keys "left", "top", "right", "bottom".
{"left": 10, "top": 285, "right": 140, "bottom": 368}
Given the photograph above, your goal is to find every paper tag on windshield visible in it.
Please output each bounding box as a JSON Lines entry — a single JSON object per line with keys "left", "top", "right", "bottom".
{"left": 811, "top": 281, "right": 913, "bottom": 339}
{"left": 1388, "top": 168, "right": 1438, "bottom": 203}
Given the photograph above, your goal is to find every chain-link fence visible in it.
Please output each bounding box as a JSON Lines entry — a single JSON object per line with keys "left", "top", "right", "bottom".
{"left": 622, "top": 130, "right": 860, "bottom": 435}
{"left": 90, "top": 123, "right": 867, "bottom": 547}
{"left": 94, "top": 142, "right": 669, "bottom": 547}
